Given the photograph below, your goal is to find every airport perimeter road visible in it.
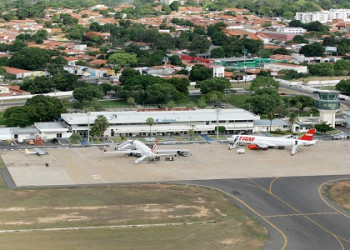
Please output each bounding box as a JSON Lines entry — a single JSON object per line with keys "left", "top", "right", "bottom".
{"left": 184, "top": 175, "right": 350, "bottom": 250}
{"left": 280, "top": 84, "right": 350, "bottom": 110}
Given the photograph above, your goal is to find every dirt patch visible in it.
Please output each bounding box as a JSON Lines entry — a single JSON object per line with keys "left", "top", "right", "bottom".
{"left": 328, "top": 181, "right": 350, "bottom": 212}
{"left": 38, "top": 214, "right": 90, "bottom": 223}
{"left": 0, "top": 207, "right": 26, "bottom": 212}
{"left": 219, "top": 238, "right": 241, "bottom": 245}
{"left": 0, "top": 221, "right": 33, "bottom": 225}
{"left": 143, "top": 204, "right": 174, "bottom": 213}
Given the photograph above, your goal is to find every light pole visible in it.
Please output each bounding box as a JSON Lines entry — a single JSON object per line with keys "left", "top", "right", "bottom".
{"left": 216, "top": 108, "right": 220, "bottom": 139}
{"left": 87, "top": 112, "right": 90, "bottom": 143}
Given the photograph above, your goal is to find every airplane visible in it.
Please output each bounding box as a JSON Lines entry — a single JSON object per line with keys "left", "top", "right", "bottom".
{"left": 25, "top": 148, "right": 48, "bottom": 156}
{"left": 105, "top": 139, "right": 190, "bottom": 164}
{"left": 227, "top": 128, "right": 317, "bottom": 156}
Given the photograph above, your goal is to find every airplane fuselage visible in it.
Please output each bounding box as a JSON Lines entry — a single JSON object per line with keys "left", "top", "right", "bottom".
{"left": 133, "top": 140, "right": 155, "bottom": 156}
{"left": 231, "top": 135, "right": 316, "bottom": 148}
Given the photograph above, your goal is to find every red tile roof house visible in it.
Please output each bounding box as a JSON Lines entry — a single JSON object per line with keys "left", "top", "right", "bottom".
{"left": 3, "top": 66, "right": 48, "bottom": 79}
{"left": 0, "top": 85, "right": 29, "bottom": 96}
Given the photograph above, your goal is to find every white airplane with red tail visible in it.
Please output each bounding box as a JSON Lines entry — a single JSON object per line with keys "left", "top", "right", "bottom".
{"left": 106, "top": 139, "right": 190, "bottom": 164}
{"left": 227, "top": 128, "right": 317, "bottom": 156}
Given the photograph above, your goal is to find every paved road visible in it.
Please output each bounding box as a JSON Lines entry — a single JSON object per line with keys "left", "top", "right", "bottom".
{"left": 185, "top": 175, "right": 350, "bottom": 250}
{"left": 280, "top": 84, "right": 350, "bottom": 110}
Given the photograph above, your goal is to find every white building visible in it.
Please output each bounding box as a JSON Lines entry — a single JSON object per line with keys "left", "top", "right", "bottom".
{"left": 60, "top": 109, "right": 260, "bottom": 137}
{"left": 160, "top": 0, "right": 175, "bottom": 5}
{"left": 275, "top": 27, "right": 307, "bottom": 34}
{"left": 34, "top": 122, "right": 71, "bottom": 140}
{"left": 295, "top": 9, "right": 350, "bottom": 23}
{"left": 73, "top": 44, "right": 87, "bottom": 51}
{"left": 264, "top": 63, "right": 308, "bottom": 74}
{"left": 212, "top": 65, "right": 225, "bottom": 78}
{"left": 254, "top": 119, "right": 290, "bottom": 132}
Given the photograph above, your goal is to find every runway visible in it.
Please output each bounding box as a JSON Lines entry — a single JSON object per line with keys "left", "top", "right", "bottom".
{"left": 185, "top": 175, "right": 350, "bottom": 250}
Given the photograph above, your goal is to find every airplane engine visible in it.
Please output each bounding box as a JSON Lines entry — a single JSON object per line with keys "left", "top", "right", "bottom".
{"left": 247, "top": 144, "right": 259, "bottom": 150}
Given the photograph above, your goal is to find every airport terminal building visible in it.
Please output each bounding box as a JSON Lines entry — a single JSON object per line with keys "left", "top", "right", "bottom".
{"left": 60, "top": 109, "right": 260, "bottom": 138}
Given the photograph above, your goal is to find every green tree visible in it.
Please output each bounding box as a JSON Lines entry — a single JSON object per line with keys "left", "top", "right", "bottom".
{"left": 289, "top": 20, "right": 303, "bottom": 27}
{"left": 250, "top": 77, "right": 279, "bottom": 92}
{"left": 9, "top": 47, "right": 51, "bottom": 70}
{"left": 161, "top": 5, "right": 171, "bottom": 14}
{"left": 70, "top": 133, "right": 82, "bottom": 144}
{"left": 90, "top": 115, "right": 109, "bottom": 138}
{"left": 289, "top": 112, "right": 297, "bottom": 130}
{"left": 315, "top": 121, "right": 334, "bottom": 133}
{"left": 167, "top": 77, "right": 190, "bottom": 95}
{"left": 167, "top": 100, "right": 175, "bottom": 109}
{"left": 199, "top": 78, "right": 231, "bottom": 94}
{"left": 189, "top": 65, "right": 213, "bottom": 81}
{"left": 211, "top": 47, "right": 225, "bottom": 58}
{"left": 169, "top": 1, "right": 181, "bottom": 11}
{"left": 190, "top": 36, "right": 211, "bottom": 53}
{"left": 3, "top": 106, "right": 34, "bottom": 127}
{"left": 336, "top": 79, "right": 350, "bottom": 95}
{"left": 218, "top": 126, "right": 226, "bottom": 134}
{"left": 25, "top": 95, "right": 66, "bottom": 122}
{"left": 146, "top": 117, "right": 154, "bottom": 137}
{"left": 145, "top": 83, "right": 182, "bottom": 104}
{"left": 169, "top": 55, "right": 182, "bottom": 66}
{"left": 334, "top": 60, "right": 350, "bottom": 76}
{"left": 73, "top": 85, "right": 104, "bottom": 108}
{"left": 197, "top": 97, "right": 206, "bottom": 108}
{"left": 308, "top": 63, "right": 334, "bottom": 76}
{"left": 108, "top": 52, "right": 137, "bottom": 69}
{"left": 119, "top": 68, "right": 140, "bottom": 84}
{"left": 267, "top": 111, "right": 275, "bottom": 132}
{"left": 289, "top": 95, "right": 316, "bottom": 110}
{"left": 291, "top": 35, "right": 309, "bottom": 44}
{"left": 283, "top": 11, "right": 294, "bottom": 19}
{"left": 246, "top": 94, "right": 279, "bottom": 114}
{"left": 127, "top": 97, "right": 136, "bottom": 106}
{"left": 52, "top": 72, "right": 79, "bottom": 91}
{"left": 67, "top": 25, "right": 85, "bottom": 40}
{"left": 300, "top": 43, "right": 325, "bottom": 57}
{"left": 188, "top": 128, "right": 194, "bottom": 140}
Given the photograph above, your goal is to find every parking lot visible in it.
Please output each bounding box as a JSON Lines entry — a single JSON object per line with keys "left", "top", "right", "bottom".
{"left": 2, "top": 140, "right": 350, "bottom": 187}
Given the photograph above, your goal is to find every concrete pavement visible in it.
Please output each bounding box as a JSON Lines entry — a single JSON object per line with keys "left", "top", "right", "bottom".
{"left": 185, "top": 175, "right": 350, "bottom": 250}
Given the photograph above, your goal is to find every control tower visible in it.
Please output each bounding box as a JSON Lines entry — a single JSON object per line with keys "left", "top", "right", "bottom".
{"left": 316, "top": 90, "right": 340, "bottom": 128}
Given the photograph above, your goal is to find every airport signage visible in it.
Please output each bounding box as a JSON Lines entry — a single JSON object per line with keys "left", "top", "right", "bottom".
{"left": 239, "top": 136, "right": 255, "bottom": 141}
{"left": 155, "top": 118, "right": 177, "bottom": 123}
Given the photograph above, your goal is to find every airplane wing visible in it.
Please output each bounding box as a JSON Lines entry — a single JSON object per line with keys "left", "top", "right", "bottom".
{"left": 105, "top": 150, "right": 142, "bottom": 154}
{"left": 135, "top": 153, "right": 177, "bottom": 164}
{"left": 155, "top": 149, "right": 189, "bottom": 154}
{"left": 35, "top": 148, "right": 47, "bottom": 155}
{"left": 255, "top": 143, "right": 270, "bottom": 149}
{"left": 135, "top": 155, "right": 148, "bottom": 164}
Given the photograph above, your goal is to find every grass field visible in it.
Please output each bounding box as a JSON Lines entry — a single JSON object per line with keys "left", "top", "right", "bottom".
{"left": 326, "top": 180, "right": 350, "bottom": 213}
{"left": 299, "top": 76, "right": 350, "bottom": 82}
{"left": 0, "top": 112, "right": 5, "bottom": 126}
{"left": 0, "top": 162, "right": 267, "bottom": 249}
{"left": 224, "top": 94, "right": 251, "bottom": 108}
{"left": 231, "top": 81, "right": 252, "bottom": 90}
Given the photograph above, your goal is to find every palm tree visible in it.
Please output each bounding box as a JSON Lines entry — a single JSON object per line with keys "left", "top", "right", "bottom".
{"left": 146, "top": 117, "right": 154, "bottom": 137}
{"left": 267, "top": 111, "right": 274, "bottom": 132}
{"left": 289, "top": 112, "right": 297, "bottom": 132}
{"left": 188, "top": 129, "right": 194, "bottom": 141}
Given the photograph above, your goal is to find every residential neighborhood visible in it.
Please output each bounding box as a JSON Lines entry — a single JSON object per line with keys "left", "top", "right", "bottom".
{"left": 0, "top": 0, "right": 350, "bottom": 249}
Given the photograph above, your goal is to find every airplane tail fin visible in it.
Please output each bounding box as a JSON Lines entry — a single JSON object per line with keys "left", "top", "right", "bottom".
{"left": 299, "top": 128, "right": 316, "bottom": 141}
{"left": 151, "top": 139, "right": 158, "bottom": 153}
